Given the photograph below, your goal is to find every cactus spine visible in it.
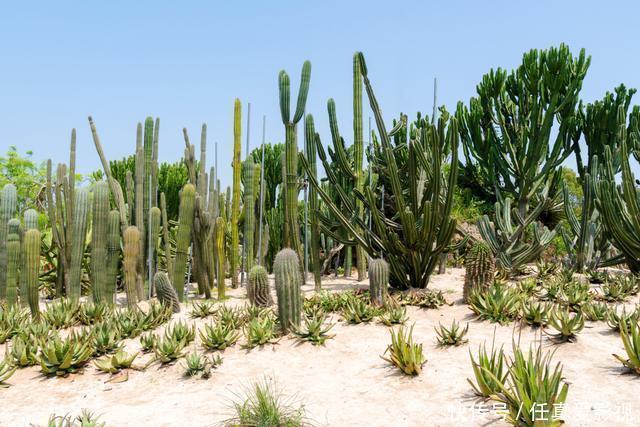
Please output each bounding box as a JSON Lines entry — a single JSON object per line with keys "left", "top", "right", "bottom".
{"left": 231, "top": 99, "right": 242, "bottom": 288}
{"left": 304, "top": 115, "right": 322, "bottom": 290}
{"left": 172, "top": 184, "right": 195, "bottom": 301}
{"left": 68, "top": 187, "right": 90, "bottom": 301}
{"left": 105, "top": 210, "right": 120, "bottom": 304}
{"left": 5, "top": 219, "right": 20, "bottom": 306}
{"left": 154, "top": 271, "right": 180, "bottom": 313}
{"left": 123, "top": 226, "right": 140, "bottom": 308}
{"left": 279, "top": 61, "right": 311, "bottom": 265}
{"left": 0, "top": 184, "right": 17, "bottom": 300}
{"left": 463, "top": 241, "right": 495, "bottom": 303}
{"left": 368, "top": 258, "right": 389, "bottom": 306}
{"left": 243, "top": 159, "right": 256, "bottom": 273}
{"left": 248, "top": 265, "right": 272, "bottom": 307}
{"left": 91, "top": 181, "right": 109, "bottom": 303}
{"left": 274, "top": 248, "right": 302, "bottom": 333}
{"left": 24, "top": 229, "right": 40, "bottom": 319}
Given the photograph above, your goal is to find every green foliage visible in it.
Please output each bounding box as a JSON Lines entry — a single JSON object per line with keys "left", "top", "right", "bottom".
{"left": 381, "top": 324, "right": 426, "bottom": 376}
{"left": 605, "top": 306, "right": 639, "bottom": 332}
{"left": 45, "top": 409, "right": 105, "bottom": 427}
{"left": 581, "top": 301, "right": 609, "bottom": 321}
{"left": 164, "top": 319, "right": 195, "bottom": 345}
{"left": 94, "top": 350, "right": 138, "bottom": 374}
{"left": 468, "top": 339, "right": 507, "bottom": 398}
{"left": 139, "top": 332, "right": 158, "bottom": 353}
{"left": 91, "top": 321, "right": 122, "bottom": 356}
{"left": 182, "top": 351, "right": 222, "bottom": 379}
{"left": 154, "top": 335, "right": 186, "bottom": 363}
{"left": 293, "top": 313, "right": 335, "bottom": 346}
{"left": 7, "top": 333, "right": 39, "bottom": 367}
{"left": 0, "top": 146, "right": 46, "bottom": 209}
{"left": 189, "top": 300, "right": 217, "bottom": 318}
{"left": 468, "top": 281, "right": 520, "bottom": 324}
{"left": 341, "top": 297, "right": 378, "bottom": 324}
{"left": 38, "top": 333, "right": 93, "bottom": 376}
{"left": 435, "top": 319, "right": 469, "bottom": 346}
{"left": 0, "top": 358, "right": 16, "bottom": 387}
{"left": 521, "top": 299, "right": 551, "bottom": 327}
{"left": 545, "top": 307, "right": 585, "bottom": 342}
{"left": 199, "top": 321, "right": 240, "bottom": 351}
{"left": 243, "top": 316, "right": 279, "bottom": 348}
{"left": 379, "top": 302, "right": 408, "bottom": 326}
{"left": 613, "top": 321, "right": 640, "bottom": 375}
{"left": 42, "top": 298, "right": 79, "bottom": 329}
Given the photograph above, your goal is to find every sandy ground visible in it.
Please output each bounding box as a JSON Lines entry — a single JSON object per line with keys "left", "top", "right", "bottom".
{"left": 2, "top": 268, "right": 640, "bottom": 427}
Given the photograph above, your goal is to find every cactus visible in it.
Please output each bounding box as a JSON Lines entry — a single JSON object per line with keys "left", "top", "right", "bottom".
{"left": 68, "top": 187, "right": 90, "bottom": 301}
{"left": 172, "top": 184, "right": 195, "bottom": 301}
{"left": 154, "top": 271, "right": 180, "bottom": 313}
{"left": 273, "top": 248, "right": 302, "bottom": 333}
{"left": 91, "top": 181, "right": 109, "bottom": 303}
{"left": 5, "top": 219, "right": 20, "bottom": 306}
{"left": 215, "top": 217, "right": 226, "bottom": 299}
{"left": 231, "top": 99, "right": 242, "bottom": 288}
{"left": 0, "top": 184, "right": 17, "bottom": 299}
{"left": 105, "top": 210, "right": 120, "bottom": 304}
{"left": 123, "top": 226, "right": 140, "bottom": 308}
{"left": 243, "top": 159, "right": 256, "bottom": 273}
{"left": 23, "top": 209, "right": 39, "bottom": 231}
{"left": 352, "top": 53, "right": 367, "bottom": 281}
{"left": 368, "top": 258, "right": 389, "bottom": 306}
{"left": 149, "top": 206, "right": 161, "bottom": 278}
{"left": 248, "top": 265, "right": 272, "bottom": 307}
{"left": 23, "top": 229, "right": 40, "bottom": 319}
{"left": 463, "top": 241, "right": 495, "bottom": 303}
{"left": 160, "top": 192, "right": 173, "bottom": 278}
{"left": 279, "top": 61, "right": 311, "bottom": 264}
{"left": 304, "top": 115, "right": 322, "bottom": 290}
{"left": 134, "top": 122, "right": 146, "bottom": 298}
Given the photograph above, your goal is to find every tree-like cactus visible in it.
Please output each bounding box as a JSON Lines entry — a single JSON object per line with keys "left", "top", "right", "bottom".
{"left": 68, "top": 187, "right": 90, "bottom": 301}
{"left": 231, "top": 99, "right": 242, "bottom": 288}
{"left": 243, "top": 159, "right": 257, "bottom": 273}
{"left": 215, "top": 217, "right": 226, "bottom": 299}
{"left": 172, "top": 183, "right": 195, "bottom": 301}
{"left": 279, "top": 61, "right": 311, "bottom": 264}
{"left": 105, "top": 210, "right": 120, "bottom": 304}
{"left": 248, "top": 265, "right": 272, "bottom": 307}
{"left": 369, "top": 258, "right": 389, "bottom": 306}
{"left": 154, "top": 271, "right": 180, "bottom": 313}
{"left": 5, "top": 219, "right": 20, "bottom": 306}
{"left": 0, "top": 183, "right": 17, "bottom": 299}
{"left": 123, "top": 226, "right": 140, "bottom": 308}
{"left": 463, "top": 241, "right": 495, "bottom": 303}
{"left": 91, "top": 181, "right": 109, "bottom": 303}
{"left": 273, "top": 248, "right": 301, "bottom": 333}
{"left": 23, "top": 229, "right": 40, "bottom": 319}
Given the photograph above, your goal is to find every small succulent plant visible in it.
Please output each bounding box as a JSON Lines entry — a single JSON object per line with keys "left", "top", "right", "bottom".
{"left": 435, "top": 319, "right": 469, "bottom": 346}
{"left": 38, "top": 334, "right": 93, "bottom": 376}
{"left": 545, "top": 307, "right": 585, "bottom": 343}
{"left": 243, "top": 317, "right": 279, "bottom": 349}
{"left": 94, "top": 350, "right": 138, "bottom": 374}
{"left": 139, "top": 332, "right": 158, "bottom": 353}
{"left": 520, "top": 299, "right": 551, "bottom": 327}
{"left": 468, "top": 281, "right": 520, "bottom": 324}
{"left": 293, "top": 313, "right": 335, "bottom": 346}
{"left": 199, "top": 322, "right": 240, "bottom": 351}
{"left": 341, "top": 298, "right": 378, "bottom": 324}
{"left": 189, "top": 300, "right": 217, "bottom": 319}
{"left": 381, "top": 324, "right": 426, "bottom": 376}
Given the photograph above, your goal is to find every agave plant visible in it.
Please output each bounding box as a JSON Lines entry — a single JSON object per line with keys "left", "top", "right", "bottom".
{"left": 520, "top": 299, "right": 551, "bottom": 327}
{"left": 182, "top": 351, "right": 208, "bottom": 377}
{"left": 164, "top": 320, "right": 196, "bottom": 344}
{"left": 613, "top": 321, "right": 640, "bottom": 375}
{"left": 402, "top": 289, "right": 447, "bottom": 309}
{"left": 243, "top": 317, "right": 279, "bottom": 349}
{"left": 42, "top": 299, "right": 79, "bottom": 329}
{"left": 77, "top": 302, "right": 111, "bottom": 326}
{"left": 243, "top": 304, "right": 274, "bottom": 323}
{"left": 468, "top": 281, "right": 520, "bottom": 324}
{"left": 435, "top": 320, "right": 469, "bottom": 346}
{"left": 545, "top": 307, "right": 585, "bottom": 343}
{"left": 559, "top": 280, "right": 592, "bottom": 311}
{"left": 139, "top": 332, "right": 158, "bottom": 353}
{"left": 540, "top": 280, "right": 562, "bottom": 302}
{"left": 91, "top": 321, "right": 122, "bottom": 356}
{"left": 468, "top": 337, "right": 507, "bottom": 398}
{"left": 581, "top": 301, "right": 609, "bottom": 321}
{"left": 606, "top": 306, "right": 640, "bottom": 332}
{"left": 601, "top": 276, "right": 637, "bottom": 302}
{"left": 217, "top": 305, "right": 243, "bottom": 330}
{"left": 341, "top": 298, "right": 378, "bottom": 324}
{"left": 38, "top": 334, "right": 93, "bottom": 376}
{"left": 114, "top": 309, "right": 146, "bottom": 338}
{"left": 516, "top": 278, "right": 539, "bottom": 297}
{"left": 536, "top": 259, "right": 558, "bottom": 280}
{"left": 381, "top": 324, "right": 426, "bottom": 376}
{"left": 200, "top": 321, "right": 240, "bottom": 351}
{"left": 586, "top": 269, "right": 608, "bottom": 284}
{"left": 293, "top": 313, "right": 335, "bottom": 346}
{"left": 189, "top": 300, "right": 218, "bottom": 319}
{"left": 94, "top": 350, "right": 138, "bottom": 374}
{"left": 7, "top": 333, "right": 39, "bottom": 367}
{"left": 154, "top": 335, "right": 186, "bottom": 363}
{"left": 46, "top": 410, "right": 106, "bottom": 427}
{"left": 0, "top": 306, "right": 29, "bottom": 344}
{"left": 379, "top": 303, "right": 408, "bottom": 326}
{"left": 0, "top": 358, "right": 17, "bottom": 387}
{"left": 144, "top": 301, "right": 173, "bottom": 329}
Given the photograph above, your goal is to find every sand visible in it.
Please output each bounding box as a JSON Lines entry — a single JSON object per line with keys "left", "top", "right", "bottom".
{"left": 2, "top": 268, "right": 640, "bottom": 427}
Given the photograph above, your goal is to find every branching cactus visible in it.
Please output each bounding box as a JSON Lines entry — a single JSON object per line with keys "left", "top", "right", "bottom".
{"left": 23, "top": 229, "right": 41, "bottom": 319}
{"left": 105, "top": 210, "right": 120, "bottom": 304}
{"left": 0, "top": 183, "right": 17, "bottom": 299}
{"left": 231, "top": 99, "right": 242, "bottom": 288}
{"left": 248, "top": 265, "right": 273, "bottom": 307}
{"left": 123, "top": 226, "right": 141, "bottom": 308}
{"left": 274, "top": 248, "right": 302, "bottom": 333}
{"left": 154, "top": 271, "right": 180, "bottom": 313}
{"left": 172, "top": 184, "right": 195, "bottom": 301}
{"left": 369, "top": 258, "right": 389, "bottom": 306}
{"left": 215, "top": 217, "right": 226, "bottom": 299}
{"left": 68, "top": 187, "right": 90, "bottom": 301}
{"left": 5, "top": 219, "right": 21, "bottom": 306}
{"left": 91, "top": 181, "right": 110, "bottom": 303}
{"left": 463, "top": 241, "right": 495, "bottom": 303}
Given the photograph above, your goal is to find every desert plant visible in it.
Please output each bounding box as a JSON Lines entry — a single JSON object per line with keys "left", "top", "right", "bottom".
{"left": 94, "top": 350, "right": 138, "bottom": 374}
{"left": 91, "top": 321, "right": 122, "bottom": 356}
{"left": 601, "top": 276, "right": 637, "bottom": 302}
{"left": 536, "top": 259, "right": 558, "bottom": 280}
{"left": 123, "top": 226, "right": 141, "bottom": 308}
{"left": 139, "top": 332, "right": 158, "bottom": 353}
{"left": 114, "top": 309, "right": 145, "bottom": 338}
{"left": 0, "top": 359, "right": 16, "bottom": 387}
{"left": 243, "top": 316, "right": 279, "bottom": 349}
{"left": 402, "top": 289, "right": 448, "bottom": 309}
{"left": 521, "top": 299, "right": 551, "bottom": 327}
{"left": 516, "top": 278, "right": 539, "bottom": 298}
{"left": 540, "top": 279, "right": 563, "bottom": 302}
{"left": 293, "top": 313, "right": 335, "bottom": 346}
{"left": 381, "top": 324, "right": 426, "bottom": 376}
{"left": 23, "top": 228, "right": 41, "bottom": 319}
{"left": 77, "top": 302, "right": 110, "bottom": 326}
{"left": 38, "top": 334, "right": 93, "bottom": 376}
{"left": 341, "top": 298, "right": 378, "bottom": 324}
{"left": 247, "top": 265, "right": 273, "bottom": 307}
{"left": 42, "top": 298, "right": 79, "bottom": 329}
{"left": 217, "top": 305, "right": 243, "bottom": 330}
{"left": 143, "top": 301, "right": 173, "bottom": 329}
{"left": 154, "top": 335, "right": 186, "bottom": 363}
{"left": 545, "top": 307, "right": 585, "bottom": 342}
{"left": 189, "top": 300, "right": 217, "bottom": 319}
{"left": 613, "top": 321, "right": 640, "bottom": 375}
{"left": 379, "top": 303, "right": 408, "bottom": 326}
{"left": 559, "top": 280, "right": 592, "bottom": 310}
{"left": 435, "top": 319, "right": 469, "bottom": 346}
{"left": 172, "top": 183, "right": 195, "bottom": 300}
{"left": 468, "top": 281, "right": 520, "bottom": 324}
{"left": 368, "top": 258, "right": 389, "bottom": 306}
{"left": 164, "top": 320, "right": 195, "bottom": 344}
{"left": 606, "top": 306, "right": 640, "bottom": 332}
{"left": 154, "top": 271, "right": 180, "bottom": 313}
{"left": 581, "top": 301, "right": 609, "bottom": 321}
{"left": 468, "top": 338, "right": 507, "bottom": 398}
{"left": 6, "top": 333, "right": 39, "bottom": 367}
{"left": 273, "top": 248, "right": 302, "bottom": 333}
{"left": 199, "top": 321, "right": 240, "bottom": 351}
{"left": 463, "top": 241, "right": 495, "bottom": 302}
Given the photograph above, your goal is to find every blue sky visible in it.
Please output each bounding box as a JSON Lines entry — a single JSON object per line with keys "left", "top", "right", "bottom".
{"left": 1, "top": 1, "right": 638, "bottom": 186}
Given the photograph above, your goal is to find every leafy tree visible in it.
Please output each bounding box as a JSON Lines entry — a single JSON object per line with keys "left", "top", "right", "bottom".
{"left": 0, "top": 146, "right": 46, "bottom": 209}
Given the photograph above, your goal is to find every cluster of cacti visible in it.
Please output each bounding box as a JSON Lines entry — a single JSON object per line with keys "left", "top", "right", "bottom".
{"left": 247, "top": 265, "right": 272, "bottom": 307}
{"left": 274, "top": 248, "right": 301, "bottom": 333}
{"left": 368, "top": 258, "right": 389, "bottom": 306}
{"left": 463, "top": 241, "right": 495, "bottom": 303}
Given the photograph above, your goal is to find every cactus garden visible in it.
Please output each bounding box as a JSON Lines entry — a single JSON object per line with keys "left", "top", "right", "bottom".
{"left": 5, "top": 7, "right": 640, "bottom": 424}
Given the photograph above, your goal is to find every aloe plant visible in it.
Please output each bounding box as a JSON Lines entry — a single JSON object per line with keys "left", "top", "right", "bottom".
{"left": 381, "top": 324, "right": 426, "bottom": 376}
{"left": 434, "top": 320, "right": 469, "bottom": 346}
{"left": 613, "top": 321, "right": 640, "bottom": 375}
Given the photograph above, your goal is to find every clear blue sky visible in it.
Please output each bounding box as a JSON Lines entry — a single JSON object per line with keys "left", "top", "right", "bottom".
{"left": 1, "top": 1, "right": 638, "bottom": 187}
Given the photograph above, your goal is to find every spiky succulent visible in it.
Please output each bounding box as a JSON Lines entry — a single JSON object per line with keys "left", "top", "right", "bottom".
{"left": 154, "top": 335, "right": 186, "bottom": 363}
{"left": 435, "top": 319, "right": 469, "bottom": 346}
{"left": 139, "top": 332, "right": 158, "bottom": 353}
{"left": 91, "top": 321, "right": 122, "bottom": 356}
{"left": 468, "top": 281, "right": 520, "bottom": 324}
{"left": 381, "top": 324, "right": 426, "bottom": 376}
{"left": 199, "top": 321, "right": 240, "bottom": 351}
{"left": 0, "top": 359, "right": 16, "bottom": 387}
{"left": 613, "top": 321, "right": 640, "bottom": 375}
{"left": 521, "top": 299, "right": 551, "bottom": 327}
{"left": 164, "top": 320, "right": 195, "bottom": 344}
{"left": 38, "top": 334, "right": 93, "bottom": 376}
{"left": 379, "top": 302, "right": 408, "bottom": 326}
{"left": 42, "top": 298, "right": 79, "bottom": 329}
{"left": 606, "top": 306, "right": 640, "bottom": 332}
{"left": 6, "top": 333, "right": 39, "bottom": 367}
{"left": 545, "top": 307, "right": 585, "bottom": 342}
{"left": 94, "top": 350, "right": 138, "bottom": 374}
{"left": 293, "top": 313, "right": 335, "bottom": 346}
{"left": 189, "top": 300, "right": 217, "bottom": 319}
{"left": 77, "top": 301, "right": 110, "bottom": 326}
{"left": 243, "top": 316, "right": 279, "bottom": 349}
{"left": 468, "top": 339, "right": 507, "bottom": 398}
{"left": 581, "top": 301, "right": 609, "bottom": 321}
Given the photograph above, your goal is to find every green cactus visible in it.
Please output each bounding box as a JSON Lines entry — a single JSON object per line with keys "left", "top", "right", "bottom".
{"left": 143, "top": 117, "right": 154, "bottom": 231}
{"left": 368, "top": 258, "right": 389, "bottom": 306}
{"left": 68, "top": 187, "right": 90, "bottom": 301}
{"left": 463, "top": 241, "right": 495, "bottom": 303}
{"left": 304, "top": 115, "right": 321, "bottom": 291}
{"left": 248, "top": 265, "right": 272, "bottom": 307}
{"left": 91, "top": 181, "right": 110, "bottom": 304}
{"left": 279, "top": 61, "right": 311, "bottom": 264}
{"left": 123, "top": 226, "right": 140, "bottom": 308}
{"left": 231, "top": 99, "right": 242, "bottom": 288}
{"left": 273, "top": 248, "right": 302, "bottom": 333}
{"left": 215, "top": 217, "right": 226, "bottom": 299}
{"left": 160, "top": 192, "right": 173, "bottom": 279}
{"left": 134, "top": 122, "right": 146, "bottom": 297}
{"left": 5, "top": 219, "right": 20, "bottom": 306}
{"left": 23, "top": 209, "right": 39, "bottom": 231}
{"left": 154, "top": 271, "right": 180, "bottom": 313}
{"left": 352, "top": 53, "right": 367, "bottom": 281}
{"left": 172, "top": 183, "right": 195, "bottom": 301}
{"left": 149, "top": 206, "right": 161, "bottom": 279}
{"left": 23, "top": 229, "right": 40, "bottom": 319}
{"left": 0, "top": 183, "right": 17, "bottom": 299}
{"left": 243, "top": 159, "right": 256, "bottom": 273}
{"left": 105, "top": 210, "right": 120, "bottom": 305}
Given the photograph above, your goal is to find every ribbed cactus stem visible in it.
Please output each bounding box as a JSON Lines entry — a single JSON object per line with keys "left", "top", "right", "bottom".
{"left": 353, "top": 53, "right": 367, "bottom": 281}
{"left": 123, "top": 226, "right": 140, "bottom": 308}
{"left": 463, "top": 241, "right": 495, "bottom": 303}
{"left": 243, "top": 160, "right": 256, "bottom": 273}
{"left": 160, "top": 193, "right": 173, "bottom": 279}
{"left": 154, "top": 271, "right": 180, "bottom": 313}
{"left": 91, "top": 181, "right": 109, "bottom": 303}
{"left": 304, "top": 115, "right": 322, "bottom": 291}
{"left": 5, "top": 219, "right": 20, "bottom": 306}
{"left": 24, "top": 229, "right": 41, "bottom": 319}
{"left": 231, "top": 99, "right": 242, "bottom": 288}
{"left": 149, "top": 206, "right": 161, "bottom": 278}
{"left": 68, "top": 187, "right": 90, "bottom": 301}
{"left": 105, "top": 210, "right": 120, "bottom": 305}
{"left": 248, "top": 265, "right": 272, "bottom": 307}
{"left": 274, "top": 248, "right": 302, "bottom": 333}
{"left": 215, "top": 217, "right": 226, "bottom": 299}
{"left": 143, "top": 117, "right": 154, "bottom": 231}
{"left": 172, "top": 184, "right": 195, "bottom": 301}
{"left": 134, "top": 122, "right": 146, "bottom": 299}
{"left": 24, "top": 209, "right": 39, "bottom": 231}
{"left": 368, "top": 258, "right": 389, "bottom": 306}
{"left": 0, "top": 184, "right": 17, "bottom": 299}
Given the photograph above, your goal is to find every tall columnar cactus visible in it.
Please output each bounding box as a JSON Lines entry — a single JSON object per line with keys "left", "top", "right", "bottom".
{"left": 0, "top": 184, "right": 17, "bottom": 299}
{"left": 154, "top": 271, "right": 180, "bottom": 313}
{"left": 123, "top": 226, "right": 140, "bottom": 308}
{"left": 91, "top": 181, "right": 109, "bottom": 303}
{"left": 278, "top": 61, "right": 311, "bottom": 264}
{"left": 143, "top": 117, "right": 154, "bottom": 231}
{"left": 304, "top": 115, "right": 321, "bottom": 291}
{"left": 68, "top": 187, "right": 90, "bottom": 301}
{"left": 149, "top": 206, "right": 161, "bottom": 278}
{"left": 105, "top": 210, "right": 120, "bottom": 304}
{"left": 23, "top": 229, "right": 41, "bottom": 319}
{"left": 352, "top": 53, "right": 367, "bottom": 281}
{"left": 134, "top": 122, "right": 146, "bottom": 297}
{"left": 231, "top": 99, "right": 242, "bottom": 288}
{"left": 243, "top": 159, "right": 256, "bottom": 273}
{"left": 160, "top": 192, "right": 173, "bottom": 278}
{"left": 248, "top": 265, "right": 272, "bottom": 307}
{"left": 5, "top": 219, "right": 21, "bottom": 306}
{"left": 24, "top": 209, "right": 39, "bottom": 231}
{"left": 463, "top": 241, "right": 495, "bottom": 303}
{"left": 172, "top": 184, "right": 195, "bottom": 301}
{"left": 368, "top": 258, "right": 389, "bottom": 306}
{"left": 273, "top": 248, "right": 302, "bottom": 333}
{"left": 215, "top": 217, "right": 226, "bottom": 299}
